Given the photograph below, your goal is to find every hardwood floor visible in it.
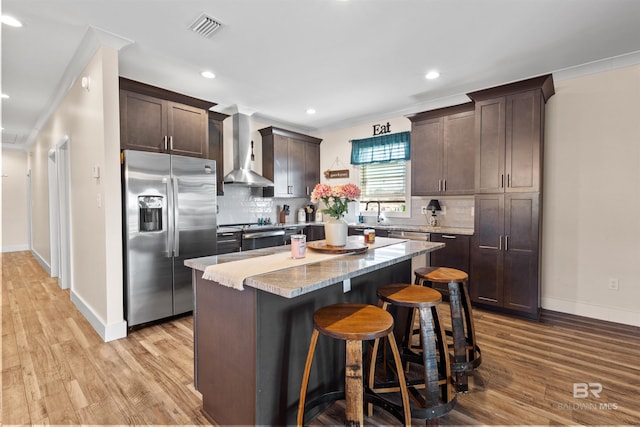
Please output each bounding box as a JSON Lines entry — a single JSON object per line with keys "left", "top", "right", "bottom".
{"left": 3, "top": 251, "right": 639, "bottom": 425}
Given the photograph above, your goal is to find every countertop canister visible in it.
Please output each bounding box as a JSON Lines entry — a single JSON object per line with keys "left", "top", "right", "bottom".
{"left": 291, "top": 234, "right": 306, "bottom": 259}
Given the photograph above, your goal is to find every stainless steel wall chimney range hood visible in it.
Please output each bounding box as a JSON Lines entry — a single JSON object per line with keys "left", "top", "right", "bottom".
{"left": 223, "top": 113, "right": 274, "bottom": 187}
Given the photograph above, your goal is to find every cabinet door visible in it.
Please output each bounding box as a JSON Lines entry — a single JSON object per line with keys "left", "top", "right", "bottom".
{"left": 272, "top": 136, "right": 290, "bottom": 197}
{"left": 475, "top": 98, "right": 506, "bottom": 193}
{"left": 305, "top": 143, "right": 320, "bottom": 197}
{"left": 430, "top": 233, "right": 471, "bottom": 296}
{"left": 167, "top": 102, "right": 208, "bottom": 158}
{"left": 287, "top": 138, "right": 307, "bottom": 197}
{"left": 411, "top": 117, "right": 444, "bottom": 196}
{"left": 505, "top": 91, "right": 542, "bottom": 193}
{"left": 120, "top": 90, "right": 167, "bottom": 152}
{"left": 305, "top": 225, "right": 325, "bottom": 242}
{"left": 503, "top": 193, "right": 540, "bottom": 316}
{"left": 208, "top": 115, "right": 224, "bottom": 195}
{"left": 470, "top": 194, "right": 504, "bottom": 306}
{"left": 443, "top": 110, "right": 475, "bottom": 194}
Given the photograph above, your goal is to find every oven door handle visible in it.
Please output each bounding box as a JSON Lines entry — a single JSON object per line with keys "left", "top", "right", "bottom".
{"left": 242, "top": 230, "right": 285, "bottom": 239}
{"left": 389, "top": 231, "right": 430, "bottom": 241}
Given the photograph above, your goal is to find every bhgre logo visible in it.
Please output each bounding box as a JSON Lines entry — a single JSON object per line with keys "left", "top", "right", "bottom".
{"left": 573, "top": 382, "right": 603, "bottom": 399}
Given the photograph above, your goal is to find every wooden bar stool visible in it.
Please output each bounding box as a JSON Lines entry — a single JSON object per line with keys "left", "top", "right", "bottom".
{"left": 297, "top": 303, "right": 411, "bottom": 426}
{"left": 370, "top": 284, "right": 457, "bottom": 422}
{"left": 414, "top": 267, "right": 481, "bottom": 392}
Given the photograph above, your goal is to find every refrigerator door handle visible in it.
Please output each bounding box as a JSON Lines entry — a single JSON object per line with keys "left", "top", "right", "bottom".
{"left": 165, "top": 178, "right": 174, "bottom": 258}
{"left": 172, "top": 176, "right": 180, "bottom": 257}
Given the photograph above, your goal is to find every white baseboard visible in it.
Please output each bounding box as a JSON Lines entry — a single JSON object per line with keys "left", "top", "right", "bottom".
{"left": 70, "top": 290, "right": 127, "bottom": 342}
{"left": 1, "top": 244, "right": 30, "bottom": 253}
{"left": 542, "top": 297, "right": 640, "bottom": 327}
{"left": 31, "top": 249, "right": 51, "bottom": 275}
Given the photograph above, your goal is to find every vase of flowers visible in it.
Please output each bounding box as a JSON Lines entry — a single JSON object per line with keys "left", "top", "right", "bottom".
{"left": 310, "top": 183, "right": 361, "bottom": 246}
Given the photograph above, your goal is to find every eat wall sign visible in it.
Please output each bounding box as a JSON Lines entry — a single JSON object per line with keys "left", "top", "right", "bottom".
{"left": 373, "top": 122, "right": 391, "bottom": 136}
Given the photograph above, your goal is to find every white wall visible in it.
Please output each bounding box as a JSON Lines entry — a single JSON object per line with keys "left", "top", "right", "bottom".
{"left": 318, "top": 117, "right": 412, "bottom": 223}
{"left": 542, "top": 64, "right": 640, "bottom": 326}
{"left": 28, "top": 46, "right": 125, "bottom": 340}
{"left": 1, "top": 150, "right": 30, "bottom": 252}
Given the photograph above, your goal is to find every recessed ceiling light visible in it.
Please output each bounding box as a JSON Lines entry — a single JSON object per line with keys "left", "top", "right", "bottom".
{"left": 425, "top": 71, "right": 440, "bottom": 80}
{"left": 1, "top": 93, "right": 9, "bottom": 99}
{"left": 1, "top": 15, "right": 23, "bottom": 27}
{"left": 201, "top": 71, "right": 216, "bottom": 79}
{"left": 306, "top": 108, "right": 316, "bottom": 115}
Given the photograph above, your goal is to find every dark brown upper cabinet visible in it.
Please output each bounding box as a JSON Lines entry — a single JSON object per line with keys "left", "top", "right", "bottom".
{"left": 409, "top": 103, "right": 475, "bottom": 196}
{"left": 260, "top": 127, "right": 322, "bottom": 198}
{"left": 119, "top": 78, "right": 214, "bottom": 159}
{"left": 208, "top": 111, "right": 228, "bottom": 195}
{"left": 468, "top": 74, "right": 555, "bottom": 194}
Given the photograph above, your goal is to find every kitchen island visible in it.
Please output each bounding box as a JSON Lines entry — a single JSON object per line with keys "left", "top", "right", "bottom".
{"left": 185, "top": 237, "right": 444, "bottom": 425}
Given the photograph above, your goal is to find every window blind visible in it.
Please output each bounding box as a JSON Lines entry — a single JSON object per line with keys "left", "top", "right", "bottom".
{"left": 359, "top": 161, "right": 407, "bottom": 201}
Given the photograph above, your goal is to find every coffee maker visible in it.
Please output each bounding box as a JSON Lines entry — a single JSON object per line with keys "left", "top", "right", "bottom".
{"left": 304, "top": 204, "right": 316, "bottom": 222}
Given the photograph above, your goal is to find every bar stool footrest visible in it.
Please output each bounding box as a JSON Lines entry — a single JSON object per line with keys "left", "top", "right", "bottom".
{"left": 407, "top": 390, "right": 458, "bottom": 420}
{"left": 450, "top": 347, "right": 482, "bottom": 372}
{"left": 302, "top": 388, "right": 409, "bottom": 425}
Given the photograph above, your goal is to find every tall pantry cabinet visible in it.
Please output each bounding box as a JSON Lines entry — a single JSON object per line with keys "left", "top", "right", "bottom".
{"left": 467, "top": 74, "right": 554, "bottom": 319}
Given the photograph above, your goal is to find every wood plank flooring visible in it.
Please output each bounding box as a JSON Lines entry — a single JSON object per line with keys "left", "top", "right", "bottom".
{"left": 3, "top": 251, "right": 639, "bottom": 425}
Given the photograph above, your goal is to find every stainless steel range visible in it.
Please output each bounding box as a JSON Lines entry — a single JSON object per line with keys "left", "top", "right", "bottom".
{"left": 219, "top": 223, "right": 305, "bottom": 251}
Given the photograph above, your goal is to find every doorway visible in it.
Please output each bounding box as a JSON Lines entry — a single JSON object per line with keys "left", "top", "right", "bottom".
{"left": 48, "top": 136, "right": 72, "bottom": 289}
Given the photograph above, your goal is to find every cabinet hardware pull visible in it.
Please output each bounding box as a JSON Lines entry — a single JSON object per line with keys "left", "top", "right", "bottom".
{"left": 306, "top": 186, "right": 309, "bottom": 196}
{"left": 438, "top": 179, "right": 442, "bottom": 192}
{"left": 478, "top": 296, "right": 498, "bottom": 302}
{"left": 478, "top": 245, "right": 495, "bottom": 249}
{"left": 163, "top": 136, "right": 168, "bottom": 151}
{"left": 501, "top": 174, "right": 504, "bottom": 188}
{"left": 443, "top": 179, "right": 446, "bottom": 192}
{"left": 169, "top": 136, "right": 173, "bottom": 151}
{"left": 499, "top": 235, "right": 503, "bottom": 250}
{"left": 507, "top": 173, "right": 510, "bottom": 188}
{"left": 505, "top": 235, "right": 509, "bottom": 251}
{"left": 442, "top": 235, "right": 456, "bottom": 239}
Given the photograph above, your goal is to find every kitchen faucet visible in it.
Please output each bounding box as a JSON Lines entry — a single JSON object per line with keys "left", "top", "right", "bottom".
{"left": 365, "top": 201, "right": 381, "bottom": 223}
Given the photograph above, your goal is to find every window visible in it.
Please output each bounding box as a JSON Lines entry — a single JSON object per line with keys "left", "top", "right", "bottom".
{"left": 350, "top": 131, "right": 410, "bottom": 215}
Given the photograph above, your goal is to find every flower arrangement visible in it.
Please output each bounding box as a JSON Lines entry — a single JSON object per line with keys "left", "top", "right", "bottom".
{"left": 310, "top": 183, "right": 361, "bottom": 219}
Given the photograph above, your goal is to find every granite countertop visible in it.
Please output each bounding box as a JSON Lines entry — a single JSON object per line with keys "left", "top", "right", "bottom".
{"left": 352, "top": 224, "right": 474, "bottom": 235}
{"left": 306, "top": 222, "right": 473, "bottom": 236}
{"left": 216, "top": 223, "right": 309, "bottom": 234}
{"left": 185, "top": 237, "right": 444, "bottom": 298}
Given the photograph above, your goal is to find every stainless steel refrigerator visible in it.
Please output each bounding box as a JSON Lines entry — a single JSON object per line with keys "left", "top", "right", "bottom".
{"left": 122, "top": 150, "right": 217, "bottom": 327}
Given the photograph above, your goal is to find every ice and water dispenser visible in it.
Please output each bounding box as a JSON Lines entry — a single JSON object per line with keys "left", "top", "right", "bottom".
{"left": 138, "top": 196, "right": 163, "bottom": 232}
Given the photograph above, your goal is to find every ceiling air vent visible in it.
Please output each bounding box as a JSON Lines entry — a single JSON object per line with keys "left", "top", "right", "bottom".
{"left": 1, "top": 132, "right": 19, "bottom": 145}
{"left": 189, "top": 13, "right": 222, "bottom": 38}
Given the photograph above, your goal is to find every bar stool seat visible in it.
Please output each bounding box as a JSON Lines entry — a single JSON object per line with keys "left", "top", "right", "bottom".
{"left": 414, "top": 267, "right": 481, "bottom": 392}
{"left": 297, "top": 303, "right": 411, "bottom": 426}
{"left": 370, "top": 284, "right": 457, "bottom": 421}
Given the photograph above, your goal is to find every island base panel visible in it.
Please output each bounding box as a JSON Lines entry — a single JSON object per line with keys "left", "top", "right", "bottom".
{"left": 195, "top": 260, "right": 411, "bottom": 425}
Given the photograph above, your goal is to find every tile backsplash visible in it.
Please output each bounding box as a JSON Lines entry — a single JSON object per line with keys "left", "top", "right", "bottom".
{"left": 217, "top": 186, "right": 474, "bottom": 229}
{"left": 371, "top": 196, "right": 475, "bottom": 229}
{"left": 217, "top": 185, "right": 310, "bottom": 225}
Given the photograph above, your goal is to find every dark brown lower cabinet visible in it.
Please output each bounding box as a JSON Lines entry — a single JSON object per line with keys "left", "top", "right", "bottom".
{"left": 348, "top": 227, "right": 388, "bottom": 237}
{"left": 429, "top": 233, "right": 471, "bottom": 297}
{"left": 304, "top": 224, "right": 325, "bottom": 242}
{"left": 471, "top": 193, "right": 540, "bottom": 319}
